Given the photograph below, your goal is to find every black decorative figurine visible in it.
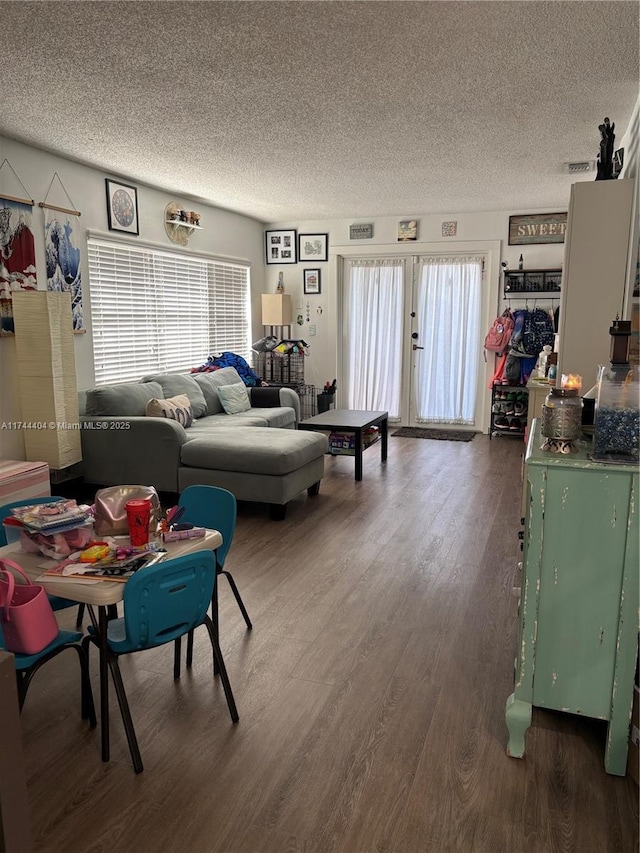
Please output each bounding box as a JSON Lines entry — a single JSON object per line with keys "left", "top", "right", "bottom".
{"left": 596, "top": 117, "right": 615, "bottom": 180}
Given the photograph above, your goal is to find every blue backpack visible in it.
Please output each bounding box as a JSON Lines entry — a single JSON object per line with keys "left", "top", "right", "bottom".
{"left": 521, "top": 309, "right": 555, "bottom": 357}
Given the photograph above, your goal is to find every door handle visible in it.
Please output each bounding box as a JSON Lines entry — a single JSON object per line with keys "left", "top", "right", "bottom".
{"left": 412, "top": 344, "right": 424, "bottom": 350}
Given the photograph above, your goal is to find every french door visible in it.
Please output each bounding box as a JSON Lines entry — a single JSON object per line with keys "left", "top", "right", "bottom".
{"left": 409, "top": 255, "right": 483, "bottom": 425}
{"left": 342, "top": 254, "right": 484, "bottom": 426}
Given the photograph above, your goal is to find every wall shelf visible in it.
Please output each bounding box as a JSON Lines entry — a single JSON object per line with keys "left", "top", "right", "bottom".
{"left": 504, "top": 268, "right": 562, "bottom": 297}
{"left": 165, "top": 220, "right": 203, "bottom": 230}
{"left": 164, "top": 202, "right": 203, "bottom": 246}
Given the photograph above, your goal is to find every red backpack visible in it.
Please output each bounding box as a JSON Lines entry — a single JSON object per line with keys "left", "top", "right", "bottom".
{"left": 484, "top": 310, "right": 514, "bottom": 355}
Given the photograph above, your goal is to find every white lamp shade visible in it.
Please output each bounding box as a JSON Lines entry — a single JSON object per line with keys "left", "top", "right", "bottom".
{"left": 261, "top": 293, "right": 292, "bottom": 326}
{"left": 12, "top": 291, "right": 82, "bottom": 470}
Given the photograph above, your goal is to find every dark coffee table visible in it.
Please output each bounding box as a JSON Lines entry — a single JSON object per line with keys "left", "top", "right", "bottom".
{"left": 298, "top": 409, "right": 388, "bottom": 481}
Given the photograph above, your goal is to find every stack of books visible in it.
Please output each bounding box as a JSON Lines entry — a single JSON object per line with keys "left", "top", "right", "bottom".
{"left": 11, "top": 498, "right": 91, "bottom": 534}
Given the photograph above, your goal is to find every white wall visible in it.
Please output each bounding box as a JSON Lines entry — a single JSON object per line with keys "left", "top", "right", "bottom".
{"left": 9, "top": 127, "right": 621, "bottom": 456}
{"left": 619, "top": 95, "right": 639, "bottom": 181}
{"left": 0, "top": 135, "right": 266, "bottom": 459}
{"left": 267, "top": 209, "right": 566, "bottom": 428}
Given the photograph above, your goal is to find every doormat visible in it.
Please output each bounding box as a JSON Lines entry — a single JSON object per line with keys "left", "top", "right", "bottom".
{"left": 391, "top": 428, "right": 476, "bottom": 442}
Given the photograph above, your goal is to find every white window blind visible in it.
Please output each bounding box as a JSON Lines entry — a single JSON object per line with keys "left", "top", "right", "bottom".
{"left": 87, "top": 237, "right": 251, "bottom": 384}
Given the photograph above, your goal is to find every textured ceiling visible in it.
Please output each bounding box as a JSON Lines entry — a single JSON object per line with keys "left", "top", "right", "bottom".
{"left": 1, "top": 1, "right": 638, "bottom": 223}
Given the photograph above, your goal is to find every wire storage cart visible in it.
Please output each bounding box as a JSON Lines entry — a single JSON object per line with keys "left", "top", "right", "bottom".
{"left": 253, "top": 350, "right": 318, "bottom": 418}
{"left": 297, "top": 385, "right": 317, "bottom": 419}
{"left": 254, "top": 351, "right": 305, "bottom": 385}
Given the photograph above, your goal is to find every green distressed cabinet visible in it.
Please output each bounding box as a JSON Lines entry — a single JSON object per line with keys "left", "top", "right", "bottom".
{"left": 506, "top": 420, "right": 639, "bottom": 775}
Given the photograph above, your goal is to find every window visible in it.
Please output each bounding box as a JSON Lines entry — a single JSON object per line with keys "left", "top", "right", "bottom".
{"left": 87, "top": 236, "right": 251, "bottom": 384}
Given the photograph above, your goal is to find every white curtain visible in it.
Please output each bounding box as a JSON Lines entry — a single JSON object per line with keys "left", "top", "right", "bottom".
{"left": 415, "top": 256, "right": 482, "bottom": 424}
{"left": 345, "top": 259, "right": 404, "bottom": 417}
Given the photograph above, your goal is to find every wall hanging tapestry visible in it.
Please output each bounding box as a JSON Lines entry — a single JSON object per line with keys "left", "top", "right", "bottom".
{"left": 391, "top": 428, "right": 476, "bottom": 442}
{"left": 0, "top": 159, "right": 36, "bottom": 336}
{"left": 40, "top": 173, "right": 84, "bottom": 332}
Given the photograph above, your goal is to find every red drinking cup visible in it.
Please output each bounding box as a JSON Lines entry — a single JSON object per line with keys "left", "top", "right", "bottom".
{"left": 125, "top": 499, "right": 152, "bottom": 546}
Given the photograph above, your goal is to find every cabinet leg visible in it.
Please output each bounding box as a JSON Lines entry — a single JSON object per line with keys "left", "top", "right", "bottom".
{"left": 604, "top": 710, "right": 632, "bottom": 776}
{"left": 505, "top": 692, "right": 532, "bottom": 758}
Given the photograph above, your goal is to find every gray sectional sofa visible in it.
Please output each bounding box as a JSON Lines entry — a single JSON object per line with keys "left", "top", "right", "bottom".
{"left": 79, "top": 367, "right": 328, "bottom": 518}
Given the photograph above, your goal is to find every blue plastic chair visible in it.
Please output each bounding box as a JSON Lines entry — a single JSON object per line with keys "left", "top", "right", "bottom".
{"left": 178, "top": 485, "right": 252, "bottom": 671}
{"left": 0, "top": 624, "right": 96, "bottom": 725}
{"left": 82, "top": 550, "right": 239, "bottom": 773}
{"left": 178, "top": 485, "right": 251, "bottom": 626}
{"left": 0, "top": 497, "right": 85, "bottom": 627}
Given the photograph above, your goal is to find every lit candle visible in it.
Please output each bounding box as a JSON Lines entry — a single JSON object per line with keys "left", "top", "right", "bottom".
{"left": 561, "top": 373, "right": 582, "bottom": 392}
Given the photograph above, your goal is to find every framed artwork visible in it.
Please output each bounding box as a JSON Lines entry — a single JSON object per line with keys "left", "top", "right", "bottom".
{"left": 105, "top": 179, "right": 139, "bottom": 235}
{"left": 398, "top": 220, "right": 417, "bottom": 241}
{"left": 303, "top": 269, "right": 321, "bottom": 295}
{"left": 349, "top": 223, "right": 373, "bottom": 240}
{"left": 266, "top": 229, "right": 297, "bottom": 264}
{"left": 298, "top": 232, "right": 328, "bottom": 262}
{"left": 508, "top": 212, "right": 567, "bottom": 245}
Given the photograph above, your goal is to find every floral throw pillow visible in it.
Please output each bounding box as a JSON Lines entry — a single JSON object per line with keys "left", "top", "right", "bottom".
{"left": 145, "top": 394, "right": 193, "bottom": 427}
{"left": 216, "top": 382, "right": 251, "bottom": 415}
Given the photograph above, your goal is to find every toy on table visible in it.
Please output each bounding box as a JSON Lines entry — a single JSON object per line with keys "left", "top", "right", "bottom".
{"left": 79, "top": 542, "right": 111, "bottom": 562}
{"left": 159, "top": 505, "right": 206, "bottom": 542}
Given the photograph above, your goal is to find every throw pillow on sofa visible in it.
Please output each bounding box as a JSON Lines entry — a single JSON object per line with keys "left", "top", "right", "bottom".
{"left": 145, "top": 394, "right": 193, "bottom": 427}
{"left": 141, "top": 373, "right": 207, "bottom": 419}
{"left": 217, "top": 383, "right": 251, "bottom": 415}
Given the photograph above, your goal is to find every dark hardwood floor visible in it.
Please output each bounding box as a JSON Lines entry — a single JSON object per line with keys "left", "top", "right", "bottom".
{"left": 21, "top": 433, "right": 639, "bottom": 852}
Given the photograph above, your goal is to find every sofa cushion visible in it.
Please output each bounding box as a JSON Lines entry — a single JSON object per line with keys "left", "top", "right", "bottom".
{"left": 217, "top": 382, "right": 251, "bottom": 415}
{"left": 85, "top": 381, "right": 164, "bottom": 417}
{"left": 188, "top": 414, "right": 269, "bottom": 431}
{"left": 190, "top": 367, "right": 246, "bottom": 416}
{"left": 239, "top": 407, "right": 294, "bottom": 428}
{"left": 145, "top": 394, "right": 193, "bottom": 427}
{"left": 180, "top": 428, "right": 328, "bottom": 475}
{"left": 141, "top": 374, "right": 207, "bottom": 419}
{"left": 191, "top": 373, "right": 224, "bottom": 415}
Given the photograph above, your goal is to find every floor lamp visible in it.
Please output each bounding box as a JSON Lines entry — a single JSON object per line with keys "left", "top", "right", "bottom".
{"left": 261, "top": 293, "right": 292, "bottom": 340}
{"left": 11, "top": 292, "right": 82, "bottom": 472}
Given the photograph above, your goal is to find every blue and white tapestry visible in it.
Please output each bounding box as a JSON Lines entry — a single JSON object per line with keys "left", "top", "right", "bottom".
{"left": 45, "top": 208, "right": 83, "bottom": 330}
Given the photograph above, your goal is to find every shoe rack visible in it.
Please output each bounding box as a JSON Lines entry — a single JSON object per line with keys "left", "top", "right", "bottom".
{"left": 489, "top": 383, "right": 528, "bottom": 438}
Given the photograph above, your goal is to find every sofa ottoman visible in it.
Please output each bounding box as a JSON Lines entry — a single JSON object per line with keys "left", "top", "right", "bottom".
{"left": 179, "top": 427, "right": 328, "bottom": 520}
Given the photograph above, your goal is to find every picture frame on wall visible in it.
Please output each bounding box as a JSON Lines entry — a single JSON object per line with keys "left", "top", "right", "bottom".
{"left": 397, "top": 220, "right": 417, "bottom": 241}
{"left": 508, "top": 212, "right": 567, "bottom": 245}
{"left": 303, "top": 268, "right": 321, "bottom": 295}
{"left": 298, "top": 232, "right": 328, "bottom": 262}
{"left": 265, "top": 229, "right": 297, "bottom": 264}
{"left": 105, "top": 179, "right": 139, "bottom": 235}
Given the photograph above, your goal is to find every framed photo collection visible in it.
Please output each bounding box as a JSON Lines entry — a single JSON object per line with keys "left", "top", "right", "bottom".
{"left": 105, "top": 179, "right": 139, "bottom": 235}
{"left": 265, "top": 229, "right": 297, "bottom": 264}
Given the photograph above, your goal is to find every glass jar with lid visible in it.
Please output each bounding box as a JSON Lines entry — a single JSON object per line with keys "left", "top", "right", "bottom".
{"left": 592, "top": 365, "right": 639, "bottom": 462}
{"left": 541, "top": 387, "right": 583, "bottom": 452}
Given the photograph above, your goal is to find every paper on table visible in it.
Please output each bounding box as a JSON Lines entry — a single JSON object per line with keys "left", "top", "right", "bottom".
{"left": 42, "top": 550, "right": 166, "bottom": 583}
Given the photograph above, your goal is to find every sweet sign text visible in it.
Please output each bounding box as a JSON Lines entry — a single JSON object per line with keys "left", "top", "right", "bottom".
{"left": 508, "top": 212, "right": 568, "bottom": 245}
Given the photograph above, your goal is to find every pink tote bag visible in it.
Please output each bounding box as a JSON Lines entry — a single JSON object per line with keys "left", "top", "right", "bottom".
{"left": 0, "top": 559, "right": 59, "bottom": 655}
